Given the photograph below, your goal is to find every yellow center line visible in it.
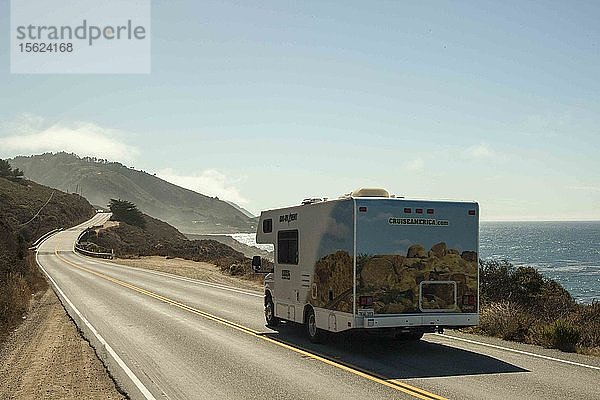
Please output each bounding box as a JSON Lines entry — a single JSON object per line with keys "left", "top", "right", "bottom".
{"left": 53, "top": 249, "right": 447, "bottom": 400}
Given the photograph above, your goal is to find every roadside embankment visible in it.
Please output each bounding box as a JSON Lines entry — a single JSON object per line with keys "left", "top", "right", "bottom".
{"left": 0, "top": 173, "right": 95, "bottom": 345}
{"left": 470, "top": 260, "right": 600, "bottom": 356}
{"left": 81, "top": 212, "right": 270, "bottom": 285}
{"left": 0, "top": 288, "right": 125, "bottom": 399}
{"left": 110, "top": 255, "right": 263, "bottom": 291}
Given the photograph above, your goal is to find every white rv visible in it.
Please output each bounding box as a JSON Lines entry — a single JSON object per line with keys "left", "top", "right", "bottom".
{"left": 253, "top": 188, "right": 479, "bottom": 342}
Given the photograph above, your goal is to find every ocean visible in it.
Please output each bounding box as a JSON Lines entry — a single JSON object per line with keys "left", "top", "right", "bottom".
{"left": 480, "top": 221, "right": 599, "bottom": 304}
{"left": 226, "top": 221, "right": 600, "bottom": 304}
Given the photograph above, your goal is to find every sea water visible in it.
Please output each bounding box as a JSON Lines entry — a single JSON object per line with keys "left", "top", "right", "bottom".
{"left": 480, "top": 221, "right": 599, "bottom": 304}
{"left": 227, "top": 221, "right": 599, "bottom": 303}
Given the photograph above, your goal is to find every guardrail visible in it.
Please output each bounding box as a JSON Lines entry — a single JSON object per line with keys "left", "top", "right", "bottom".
{"left": 74, "top": 227, "right": 114, "bottom": 259}
{"left": 74, "top": 245, "right": 114, "bottom": 259}
{"left": 29, "top": 228, "right": 63, "bottom": 250}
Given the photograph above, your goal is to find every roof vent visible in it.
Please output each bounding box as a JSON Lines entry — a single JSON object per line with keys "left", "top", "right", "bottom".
{"left": 349, "top": 188, "right": 390, "bottom": 198}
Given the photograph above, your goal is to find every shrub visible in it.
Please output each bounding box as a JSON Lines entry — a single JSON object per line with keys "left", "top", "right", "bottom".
{"left": 475, "top": 260, "right": 598, "bottom": 354}
{"left": 0, "top": 273, "right": 30, "bottom": 333}
{"left": 479, "top": 259, "right": 576, "bottom": 319}
{"left": 477, "top": 301, "right": 533, "bottom": 342}
{"left": 540, "top": 319, "right": 581, "bottom": 352}
{"left": 570, "top": 302, "right": 600, "bottom": 350}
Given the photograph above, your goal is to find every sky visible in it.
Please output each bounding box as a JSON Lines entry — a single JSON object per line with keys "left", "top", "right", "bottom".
{"left": 1, "top": 1, "right": 599, "bottom": 220}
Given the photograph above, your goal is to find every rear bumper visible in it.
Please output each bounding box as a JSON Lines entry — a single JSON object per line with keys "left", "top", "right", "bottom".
{"left": 357, "top": 313, "right": 479, "bottom": 329}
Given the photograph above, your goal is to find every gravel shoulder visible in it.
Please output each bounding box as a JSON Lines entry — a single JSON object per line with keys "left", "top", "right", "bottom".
{"left": 0, "top": 288, "right": 125, "bottom": 400}
{"left": 112, "top": 256, "right": 263, "bottom": 291}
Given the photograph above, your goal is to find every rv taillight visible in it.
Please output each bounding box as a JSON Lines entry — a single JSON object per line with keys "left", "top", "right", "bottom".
{"left": 415, "top": 208, "right": 423, "bottom": 214}
{"left": 359, "top": 206, "right": 367, "bottom": 212}
{"left": 427, "top": 208, "right": 434, "bottom": 214}
{"left": 463, "top": 294, "right": 476, "bottom": 306}
{"left": 468, "top": 210, "right": 476, "bottom": 216}
{"left": 404, "top": 208, "right": 411, "bottom": 213}
{"left": 359, "top": 295, "right": 374, "bottom": 307}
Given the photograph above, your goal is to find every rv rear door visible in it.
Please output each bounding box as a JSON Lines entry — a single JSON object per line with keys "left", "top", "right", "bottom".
{"left": 354, "top": 199, "right": 479, "bottom": 316}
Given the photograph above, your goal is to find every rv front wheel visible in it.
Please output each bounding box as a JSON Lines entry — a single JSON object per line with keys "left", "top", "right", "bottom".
{"left": 265, "top": 296, "right": 279, "bottom": 327}
{"left": 306, "top": 307, "right": 326, "bottom": 343}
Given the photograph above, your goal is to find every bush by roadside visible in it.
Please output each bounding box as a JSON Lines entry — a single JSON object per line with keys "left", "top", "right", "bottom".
{"left": 472, "top": 260, "right": 599, "bottom": 356}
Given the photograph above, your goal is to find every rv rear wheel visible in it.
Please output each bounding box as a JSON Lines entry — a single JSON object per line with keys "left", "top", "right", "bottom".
{"left": 306, "top": 308, "right": 326, "bottom": 343}
{"left": 395, "top": 331, "right": 424, "bottom": 341}
{"left": 407, "top": 331, "right": 424, "bottom": 341}
{"left": 265, "top": 296, "right": 279, "bottom": 327}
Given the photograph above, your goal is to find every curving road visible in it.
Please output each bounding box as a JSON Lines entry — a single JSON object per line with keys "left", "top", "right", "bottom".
{"left": 36, "top": 214, "right": 600, "bottom": 400}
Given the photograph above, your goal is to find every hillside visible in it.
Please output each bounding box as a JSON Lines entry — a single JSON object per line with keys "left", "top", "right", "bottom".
{"left": 0, "top": 171, "right": 95, "bottom": 343}
{"left": 80, "top": 212, "right": 265, "bottom": 279}
{"left": 225, "top": 200, "right": 255, "bottom": 218}
{"left": 10, "top": 153, "right": 256, "bottom": 234}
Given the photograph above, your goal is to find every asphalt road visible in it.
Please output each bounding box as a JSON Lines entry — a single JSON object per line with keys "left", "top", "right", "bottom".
{"left": 37, "top": 214, "right": 600, "bottom": 400}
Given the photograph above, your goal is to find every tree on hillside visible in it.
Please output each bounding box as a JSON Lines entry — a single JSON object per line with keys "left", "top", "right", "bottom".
{"left": 108, "top": 199, "right": 146, "bottom": 228}
{"left": 0, "top": 159, "right": 24, "bottom": 181}
{"left": 0, "top": 159, "right": 12, "bottom": 177}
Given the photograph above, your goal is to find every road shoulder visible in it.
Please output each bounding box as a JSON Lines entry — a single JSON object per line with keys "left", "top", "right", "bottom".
{"left": 440, "top": 329, "right": 600, "bottom": 368}
{"left": 111, "top": 255, "right": 263, "bottom": 291}
{"left": 0, "top": 288, "right": 125, "bottom": 400}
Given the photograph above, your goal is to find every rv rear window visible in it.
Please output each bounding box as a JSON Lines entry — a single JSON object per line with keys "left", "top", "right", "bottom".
{"left": 263, "top": 218, "right": 272, "bottom": 233}
{"left": 277, "top": 230, "right": 298, "bottom": 265}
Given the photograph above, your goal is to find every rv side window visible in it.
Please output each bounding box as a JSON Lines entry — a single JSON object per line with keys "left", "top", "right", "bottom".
{"left": 263, "top": 218, "right": 272, "bottom": 233}
{"left": 277, "top": 230, "right": 298, "bottom": 265}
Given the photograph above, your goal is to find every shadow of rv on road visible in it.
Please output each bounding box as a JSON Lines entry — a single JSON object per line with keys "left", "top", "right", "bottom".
{"left": 262, "top": 322, "right": 527, "bottom": 380}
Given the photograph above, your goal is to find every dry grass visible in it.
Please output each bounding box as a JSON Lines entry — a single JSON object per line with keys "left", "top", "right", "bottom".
{"left": 113, "top": 256, "right": 263, "bottom": 291}
{"left": 0, "top": 173, "right": 94, "bottom": 347}
{"left": 474, "top": 260, "right": 600, "bottom": 355}
{"left": 0, "top": 254, "right": 48, "bottom": 344}
{"left": 477, "top": 301, "right": 533, "bottom": 342}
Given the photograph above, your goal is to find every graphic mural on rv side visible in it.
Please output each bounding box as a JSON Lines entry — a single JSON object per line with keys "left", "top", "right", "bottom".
{"left": 310, "top": 200, "right": 478, "bottom": 314}
{"left": 310, "top": 201, "right": 355, "bottom": 313}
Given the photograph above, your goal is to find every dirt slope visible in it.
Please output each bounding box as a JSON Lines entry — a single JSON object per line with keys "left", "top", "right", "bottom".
{"left": 0, "top": 175, "right": 95, "bottom": 343}
{"left": 0, "top": 289, "right": 124, "bottom": 400}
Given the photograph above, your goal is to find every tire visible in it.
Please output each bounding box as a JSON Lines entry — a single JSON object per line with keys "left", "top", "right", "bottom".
{"left": 305, "top": 307, "right": 326, "bottom": 343}
{"left": 407, "top": 331, "right": 424, "bottom": 341}
{"left": 395, "top": 331, "right": 424, "bottom": 341}
{"left": 265, "top": 295, "right": 279, "bottom": 327}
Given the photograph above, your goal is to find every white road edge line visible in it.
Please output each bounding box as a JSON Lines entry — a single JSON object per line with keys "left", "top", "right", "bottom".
{"left": 71, "top": 248, "right": 264, "bottom": 298}
{"left": 37, "top": 242, "right": 158, "bottom": 400}
{"left": 438, "top": 334, "right": 600, "bottom": 371}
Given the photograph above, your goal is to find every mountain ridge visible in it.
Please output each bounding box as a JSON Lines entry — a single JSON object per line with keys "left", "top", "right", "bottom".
{"left": 9, "top": 152, "right": 256, "bottom": 234}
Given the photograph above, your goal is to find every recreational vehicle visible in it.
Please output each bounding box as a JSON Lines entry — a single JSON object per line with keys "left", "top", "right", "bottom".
{"left": 253, "top": 188, "right": 479, "bottom": 342}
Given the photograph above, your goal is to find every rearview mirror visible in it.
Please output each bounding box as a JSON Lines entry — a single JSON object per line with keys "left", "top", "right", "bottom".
{"left": 252, "top": 255, "right": 274, "bottom": 273}
{"left": 252, "top": 255, "right": 261, "bottom": 271}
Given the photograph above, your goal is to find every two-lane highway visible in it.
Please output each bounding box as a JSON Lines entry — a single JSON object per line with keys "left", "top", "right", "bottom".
{"left": 37, "top": 214, "right": 599, "bottom": 399}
